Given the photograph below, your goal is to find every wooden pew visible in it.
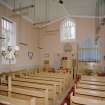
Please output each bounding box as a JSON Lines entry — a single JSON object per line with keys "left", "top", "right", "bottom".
{"left": 79, "top": 80, "right": 105, "bottom": 86}
{"left": 71, "top": 96, "right": 105, "bottom": 105}
{"left": 35, "top": 72, "right": 70, "bottom": 81}
{"left": 3, "top": 80, "right": 56, "bottom": 105}
{"left": 0, "top": 94, "right": 36, "bottom": 105}
{"left": 13, "top": 77, "right": 62, "bottom": 96}
{"left": 23, "top": 74, "right": 66, "bottom": 88}
{"left": 13, "top": 70, "right": 71, "bottom": 87}
{"left": 71, "top": 76, "right": 105, "bottom": 105}
{"left": 31, "top": 72, "right": 69, "bottom": 79}
{"left": 0, "top": 70, "right": 72, "bottom": 105}
{"left": 76, "top": 88, "right": 105, "bottom": 100}
{"left": 19, "top": 75, "right": 65, "bottom": 92}
{"left": 13, "top": 70, "right": 70, "bottom": 88}
{"left": 81, "top": 76, "right": 105, "bottom": 83}
{"left": 77, "top": 84, "right": 105, "bottom": 91}
{"left": 27, "top": 72, "right": 70, "bottom": 88}
{"left": 15, "top": 72, "right": 70, "bottom": 87}
{"left": 11, "top": 70, "right": 72, "bottom": 105}
{"left": 13, "top": 70, "right": 71, "bottom": 94}
{"left": 0, "top": 85, "right": 48, "bottom": 105}
{"left": 81, "top": 75, "right": 105, "bottom": 80}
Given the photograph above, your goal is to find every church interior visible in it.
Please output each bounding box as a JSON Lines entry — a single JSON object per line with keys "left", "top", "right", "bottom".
{"left": 0, "top": 0, "right": 105, "bottom": 105}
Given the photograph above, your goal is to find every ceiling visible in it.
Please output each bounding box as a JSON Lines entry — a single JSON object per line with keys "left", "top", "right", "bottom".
{"left": 0, "top": 0, "right": 97, "bottom": 24}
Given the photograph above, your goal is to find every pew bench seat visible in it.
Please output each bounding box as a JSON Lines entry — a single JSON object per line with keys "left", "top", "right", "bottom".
{"left": 71, "top": 96, "right": 105, "bottom": 105}
{"left": 77, "top": 84, "right": 105, "bottom": 91}
{"left": 2, "top": 80, "right": 56, "bottom": 105}
{"left": 81, "top": 76, "right": 105, "bottom": 83}
{"left": 0, "top": 85, "right": 48, "bottom": 105}
{"left": 18, "top": 76, "right": 64, "bottom": 92}
{"left": 79, "top": 80, "right": 105, "bottom": 86}
{"left": 76, "top": 88, "right": 105, "bottom": 100}
{"left": 0, "top": 94, "right": 36, "bottom": 105}
{"left": 13, "top": 77, "right": 62, "bottom": 96}
{"left": 21, "top": 75, "right": 66, "bottom": 90}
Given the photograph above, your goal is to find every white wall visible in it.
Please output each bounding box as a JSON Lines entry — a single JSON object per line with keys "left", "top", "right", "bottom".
{"left": 0, "top": 4, "right": 39, "bottom": 73}
{"left": 39, "top": 17, "right": 96, "bottom": 69}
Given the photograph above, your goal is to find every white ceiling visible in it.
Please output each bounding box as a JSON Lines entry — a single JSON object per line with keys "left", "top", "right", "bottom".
{"left": 0, "top": 0, "right": 97, "bottom": 24}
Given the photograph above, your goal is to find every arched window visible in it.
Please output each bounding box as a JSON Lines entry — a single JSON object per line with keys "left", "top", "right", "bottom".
{"left": 60, "top": 18, "right": 76, "bottom": 42}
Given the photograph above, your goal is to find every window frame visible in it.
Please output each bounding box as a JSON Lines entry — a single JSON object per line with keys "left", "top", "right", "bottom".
{"left": 60, "top": 18, "right": 76, "bottom": 42}
{"left": 1, "top": 17, "right": 16, "bottom": 64}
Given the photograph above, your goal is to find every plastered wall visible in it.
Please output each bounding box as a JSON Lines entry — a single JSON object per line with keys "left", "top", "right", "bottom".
{"left": 39, "top": 17, "right": 105, "bottom": 74}
{"left": 0, "top": 3, "right": 105, "bottom": 74}
{"left": 0, "top": 4, "right": 39, "bottom": 72}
